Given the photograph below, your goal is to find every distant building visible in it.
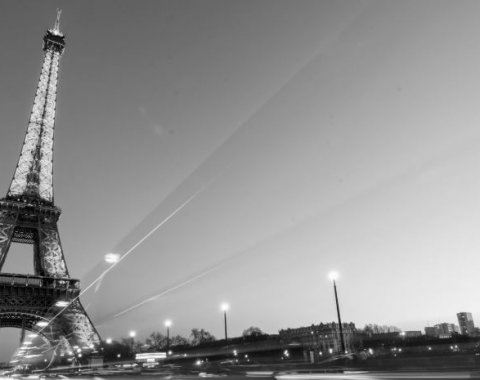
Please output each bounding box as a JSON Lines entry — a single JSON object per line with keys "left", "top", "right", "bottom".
{"left": 425, "top": 326, "right": 437, "bottom": 337}
{"left": 457, "top": 312, "right": 475, "bottom": 335}
{"left": 425, "top": 323, "right": 460, "bottom": 338}
{"left": 403, "top": 330, "right": 422, "bottom": 338}
{"left": 436, "top": 323, "right": 460, "bottom": 336}
{"left": 279, "top": 322, "right": 357, "bottom": 361}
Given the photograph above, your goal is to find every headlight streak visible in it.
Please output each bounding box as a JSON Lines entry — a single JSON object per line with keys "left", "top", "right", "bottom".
{"left": 275, "top": 372, "right": 472, "bottom": 379}
{"left": 275, "top": 375, "right": 374, "bottom": 380}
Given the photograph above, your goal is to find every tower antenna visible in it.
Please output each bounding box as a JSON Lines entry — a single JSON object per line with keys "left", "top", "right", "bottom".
{"left": 53, "top": 9, "right": 62, "bottom": 32}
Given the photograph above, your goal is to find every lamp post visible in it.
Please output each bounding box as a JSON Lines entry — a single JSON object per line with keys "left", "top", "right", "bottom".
{"left": 328, "top": 271, "right": 346, "bottom": 354}
{"left": 104, "top": 253, "right": 120, "bottom": 264}
{"left": 165, "top": 320, "right": 172, "bottom": 356}
{"left": 221, "top": 303, "right": 229, "bottom": 341}
{"left": 129, "top": 330, "right": 136, "bottom": 358}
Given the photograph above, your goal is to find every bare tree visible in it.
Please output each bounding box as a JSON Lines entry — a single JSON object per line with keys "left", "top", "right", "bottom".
{"left": 171, "top": 334, "right": 189, "bottom": 346}
{"left": 242, "top": 326, "right": 265, "bottom": 337}
{"left": 146, "top": 331, "right": 167, "bottom": 350}
{"left": 190, "top": 328, "right": 216, "bottom": 346}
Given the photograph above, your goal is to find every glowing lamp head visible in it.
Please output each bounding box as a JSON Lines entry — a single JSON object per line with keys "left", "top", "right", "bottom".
{"left": 105, "top": 338, "right": 113, "bottom": 344}
{"left": 165, "top": 319, "right": 172, "bottom": 328}
{"left": 129, "top": 330, "right": 136, "bottom": 338}
{"left": 105, "top": 253, "right": 120, "bottom": 264}
{"left": 221, "top": 303, "right": 229, "bottom": 312}
{"left": 328, "top": 271, "right": 339, "bottom": 281}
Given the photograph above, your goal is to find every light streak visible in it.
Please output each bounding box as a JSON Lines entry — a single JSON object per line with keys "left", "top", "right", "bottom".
{"left": 112, "top": 265, "right": 221, "bottom": 318}
{"left": 96, "top": 226, "right": 280, "bottom": 322}
{"left": 94, "top": 273, "right": 104, "bottom": 293}
{"left": 275, "top": 372, "right": 472, "bottom": 379}
{"left": 36, "top": 189, "right": 201, "bottom": 336}
{"left": 52, "top": 10, "right": 358, "bottom": 328}
{"left": 96, "top": 218, "right": 293, "bottom": 321}
{"left": 24, "top": 5, "right": 374, "bottom": 345}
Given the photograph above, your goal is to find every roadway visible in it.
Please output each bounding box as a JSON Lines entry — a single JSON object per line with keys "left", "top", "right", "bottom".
{"left": 2, "top": 370, "right": 480, "bottom": 380}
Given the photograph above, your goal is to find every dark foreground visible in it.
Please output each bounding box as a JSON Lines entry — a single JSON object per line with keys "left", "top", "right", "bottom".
{"left": 4, "top": 354, "right": 480, "bottom": 380}
{"left": 3, "top": 367, "right": 480, "bottom": 380}
{"left": 1, "top": 370, "right": 480, "bottom": 379}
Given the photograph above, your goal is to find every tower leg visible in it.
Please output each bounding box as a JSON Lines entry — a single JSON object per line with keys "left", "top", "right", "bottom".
{"left": 0, "top": 207, "right": 18, "bottom": 271}
{"left": 38, "top": 224, "right": 69, "bottom": 277}
{"left": 58, "top": 299, "right": 101, "bottom": 350}
{"left": 0, "top": 222, "right": 15, "bottom": 271}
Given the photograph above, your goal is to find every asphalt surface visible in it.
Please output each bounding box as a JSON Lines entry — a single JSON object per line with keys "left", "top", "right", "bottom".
{"left": 3, "top": 371, "right": 480, "bottom": 380}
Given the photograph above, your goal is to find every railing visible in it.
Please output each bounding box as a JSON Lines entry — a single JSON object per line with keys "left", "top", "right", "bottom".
{"left": 0, "top": 273, "right": 79, "bottom": 290}
{"left": 0, "top": 198, "right": 62, "bottom": 218}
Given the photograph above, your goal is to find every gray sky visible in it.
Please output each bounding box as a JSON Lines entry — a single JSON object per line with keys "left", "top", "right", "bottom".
{"left": 2, "top": 0, "right": 480, "bottom": 360}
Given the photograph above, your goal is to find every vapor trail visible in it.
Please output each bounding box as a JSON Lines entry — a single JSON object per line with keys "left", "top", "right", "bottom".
{"left": 95, "top": 225, "right": 284, "bottom": 322}
{"left": 37, "top": 189, "right": 202, "bottom": 336}
{"left": 85, "top": 189, "right": 201, "bottom": 293}
{"left": 91, "top": 2, "right": 365, "bottom": 277}
{"left": 111, "top": 265, "right": 222, "bottom": 318}
{"left": 38, "top": 6, "right": 368, "bottom": 336}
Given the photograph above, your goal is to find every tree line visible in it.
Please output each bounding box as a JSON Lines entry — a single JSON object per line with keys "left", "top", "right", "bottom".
{"left": 103, "top": 326, "right": 265, "bottom": 359}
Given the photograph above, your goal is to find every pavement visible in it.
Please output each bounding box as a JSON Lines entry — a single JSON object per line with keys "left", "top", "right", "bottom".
{"left": 2, "top": 369, "right": 480, "bottom": 380}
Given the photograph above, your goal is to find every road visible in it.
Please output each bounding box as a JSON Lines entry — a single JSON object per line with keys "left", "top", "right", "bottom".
{"left": 2, "top": 371, "right": 480, "bottom": 380}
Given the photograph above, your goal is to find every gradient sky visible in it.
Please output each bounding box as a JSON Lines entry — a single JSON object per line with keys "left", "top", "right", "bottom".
{"left": 1, "top": 0, "right": 480, "bottom": 360}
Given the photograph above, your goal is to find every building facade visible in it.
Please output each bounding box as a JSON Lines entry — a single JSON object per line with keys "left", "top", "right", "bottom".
{"left": 279, "top": 322, "right": 357, "bottom": 361}
{"left": 424, "top": 323, "right": 460, "bottom": 338}
{"left": 404, "top": 331, "right": 422, "bottom": 338}
{"left": 457, "top": 312, "right": 475, "bottom": 335}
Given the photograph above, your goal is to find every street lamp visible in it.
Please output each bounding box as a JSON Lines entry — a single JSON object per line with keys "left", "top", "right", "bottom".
{"left": 129, "top": 330, "right": 136, "bottom": 357}
{"left": 221, "top": 303, "right": 229, "bottom": 341}
{"left": 104, "top": 253, "right": 120, "bottom": 264}
{"left": 328, "top": 271, "right": 346, "bottom": 354}
{"left": 165, "top": 320, "right": 172, "bottom": 355}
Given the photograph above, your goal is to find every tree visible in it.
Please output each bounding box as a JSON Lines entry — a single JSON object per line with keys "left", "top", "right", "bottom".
{"left": 190, "top": 328, "right": 216, "bottom": 346}
{"left": 146, "top": 331, "right": 167, "bottom": 350}
{"left": 145, "top": 331, "right": 190, "bottom": 350}
{"left": 242, "top": 326, "right": 265, "bottom": 337}
{"left": 171, "top": 334, "right": 189, "bottom": 347}
{"left": 362, "top": 324, "right": 401, "bottom": 336}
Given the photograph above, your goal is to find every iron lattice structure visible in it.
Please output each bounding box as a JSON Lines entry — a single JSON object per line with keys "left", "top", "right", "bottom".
{"left": 0, "top": 12, "right": 101, "bottom": 358}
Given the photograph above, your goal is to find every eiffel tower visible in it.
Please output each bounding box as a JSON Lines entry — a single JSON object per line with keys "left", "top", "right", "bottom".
{"left": 0, "top": 11, "right": 101, "bottom": 360}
